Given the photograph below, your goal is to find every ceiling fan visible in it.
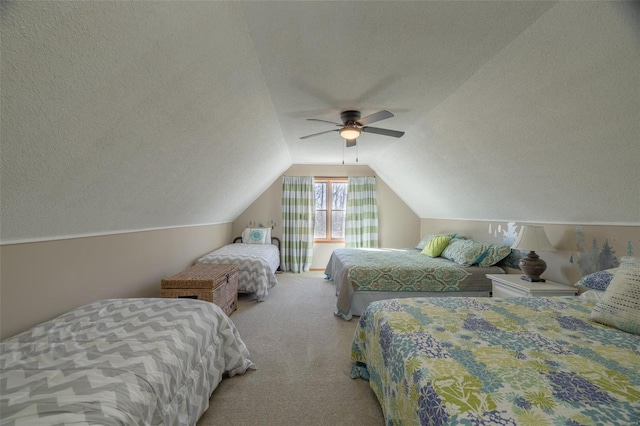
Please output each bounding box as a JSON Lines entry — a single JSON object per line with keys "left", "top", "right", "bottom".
{"left": 300, "top": 110, "right": 405, "bottom": 147}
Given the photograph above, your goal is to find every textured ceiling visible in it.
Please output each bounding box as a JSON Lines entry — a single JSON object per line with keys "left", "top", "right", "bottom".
{"left": 1, "top": 1, "right": 639, "bottom": 243}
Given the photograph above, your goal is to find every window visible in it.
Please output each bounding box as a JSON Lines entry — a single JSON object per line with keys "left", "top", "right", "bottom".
{"left": 314, "top": 178, "right": 348, "bottom": 242}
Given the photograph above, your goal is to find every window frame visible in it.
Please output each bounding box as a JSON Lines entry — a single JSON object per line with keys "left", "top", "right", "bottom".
{"left": 313, "top": 177, "right": 348, "bottom": 243}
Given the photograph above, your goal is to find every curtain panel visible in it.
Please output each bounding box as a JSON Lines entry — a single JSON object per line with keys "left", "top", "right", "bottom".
{"left": 345, "top": 176, "right": 379, "bottom": 248}
{"left": 281, "top": 176, "right": 315, "bottom": 273}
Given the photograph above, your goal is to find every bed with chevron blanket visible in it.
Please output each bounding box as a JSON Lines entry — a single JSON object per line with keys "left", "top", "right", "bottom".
{"left": 196, "top": 241, "right": 280, "bottom": 301}
{"left": 326, "top": 248, "right": 504, "bottom": 320}
{"left": 351, "top": 296, "right": 640, "bottom": 425}
{"left": 0, "top": 298, "right": 255, "bottom": 425}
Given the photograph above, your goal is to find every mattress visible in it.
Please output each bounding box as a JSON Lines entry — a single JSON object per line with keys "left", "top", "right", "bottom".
{"left": 325, "top": 248, "right": 503, "bottom": 319}
{"left": 351, "top": 296, "right": 640, "bottom": 425}
{"left": 0, "top": 298, "right": 255, "bottom": 425}
{"left": 196, "top": 243, "right": 280, "bottom": 301}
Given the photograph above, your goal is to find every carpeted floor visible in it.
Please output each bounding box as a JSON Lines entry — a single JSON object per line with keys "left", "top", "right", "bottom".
{"left": 196, "top": 271, "right": 384, "bottom": 426}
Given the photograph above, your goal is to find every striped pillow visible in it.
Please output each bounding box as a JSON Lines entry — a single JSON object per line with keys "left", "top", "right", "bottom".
{"left": 590, "top": 256, "right": 640, "bottom": 335}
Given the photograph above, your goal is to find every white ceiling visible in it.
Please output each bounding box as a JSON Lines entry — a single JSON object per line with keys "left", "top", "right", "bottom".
{"left": 1, "top": 1, "right": 639, "bottom": 243}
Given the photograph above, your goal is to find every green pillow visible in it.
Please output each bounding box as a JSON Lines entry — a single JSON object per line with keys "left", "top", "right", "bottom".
{"left": 415, "top": 233, "right": 457, "bottom": 250}
{"left": 421, "top": 235, "right": 452, "bottom": 257}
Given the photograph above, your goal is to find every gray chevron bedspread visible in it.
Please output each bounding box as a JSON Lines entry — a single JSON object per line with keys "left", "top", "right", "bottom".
{"left": 196, "top": 243, "right": 280, "bottom": 301}
{"left": 0, "top": 298, "right": 256, "bottom": 425}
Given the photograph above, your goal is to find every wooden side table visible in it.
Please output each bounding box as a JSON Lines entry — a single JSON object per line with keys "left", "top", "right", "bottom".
{"left": 487, "top": 274, "right": 578, "bottom": 298}
{"left": 161, "top": 263, "right": 238, "bottom": 316}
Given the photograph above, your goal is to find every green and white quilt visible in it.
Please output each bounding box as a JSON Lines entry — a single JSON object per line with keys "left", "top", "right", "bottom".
{"left": 326, "top": 248, "right": 503, "bottom": 319}
{"left": 351, "top": 296, "right": 640, "bottom": 425}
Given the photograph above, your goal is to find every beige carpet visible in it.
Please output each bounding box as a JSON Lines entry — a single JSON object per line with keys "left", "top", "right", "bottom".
{"left": 197, "top": 271, "right": 384, "bottom": 426}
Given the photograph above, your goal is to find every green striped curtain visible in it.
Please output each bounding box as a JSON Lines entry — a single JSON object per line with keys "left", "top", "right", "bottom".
{"left": 281, "top": 176, "right": 315, "bottom": 272}
{"left": 345, "top": 176, "right": 379, "bottom": 248}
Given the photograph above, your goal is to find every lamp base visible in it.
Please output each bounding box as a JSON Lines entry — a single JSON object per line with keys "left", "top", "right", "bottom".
{"left": 518, "top": 250, "right": 547, "bottom": 283}
{"left": 520, "top": 275, "right": 546, "bottom": 282}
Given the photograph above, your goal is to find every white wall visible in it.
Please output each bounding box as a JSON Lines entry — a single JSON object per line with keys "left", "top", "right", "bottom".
{"left": 233, "top": 164, "right": 421, "bottom": 270}
{"left": 0, "top": 223, "right": 232, "bottom": 340}
{"left": 421, "top": 218, "right": 640, "bottom": 285}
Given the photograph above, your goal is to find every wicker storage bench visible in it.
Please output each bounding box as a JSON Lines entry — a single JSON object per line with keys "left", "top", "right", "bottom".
{"left": 161, "top": 263, "right": 238, "bottom": 316}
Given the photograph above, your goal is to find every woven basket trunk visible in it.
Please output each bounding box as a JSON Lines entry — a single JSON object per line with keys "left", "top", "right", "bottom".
{"left": 161, "top": 264, "right": 238, "bottom": 316}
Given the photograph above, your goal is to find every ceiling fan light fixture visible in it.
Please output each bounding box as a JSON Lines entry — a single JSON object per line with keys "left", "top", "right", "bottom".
{"left": 339, "top": 125, "right": 361, "bottom": 140}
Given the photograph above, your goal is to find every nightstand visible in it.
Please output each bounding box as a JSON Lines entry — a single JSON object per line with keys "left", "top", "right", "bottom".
{"left": 487, "top": 274, "right": 578, "bottom": 298}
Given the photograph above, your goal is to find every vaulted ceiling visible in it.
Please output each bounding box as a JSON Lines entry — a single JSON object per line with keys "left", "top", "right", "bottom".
{"left": 1, "top": 1, "right": 638, "bottom": 243}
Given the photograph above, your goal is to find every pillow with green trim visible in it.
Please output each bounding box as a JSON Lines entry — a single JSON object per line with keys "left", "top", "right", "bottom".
{"left": 590, "top": 256, "right": 640, "bottom": 335}
{"left": 242, "top": 227, "right": 271, "bottom": 244}
{"left": 477, "top": 244, "right": 512, "bottom": 267}
{"left": 421, "top": 235, "right": 452, "bottom": 257}
{"left": 441, "top": 239, "right": 488, "bottom": 267}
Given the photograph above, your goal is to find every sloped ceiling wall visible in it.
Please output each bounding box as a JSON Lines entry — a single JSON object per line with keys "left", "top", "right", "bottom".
{"left": 371, "top": 1, "right": 640, "bottom": 224}
{"left": 1, "top": 1, "right": 638, "bottom": 244}
{"left": 1, "top": 2, "right": 291, "bottom": 242}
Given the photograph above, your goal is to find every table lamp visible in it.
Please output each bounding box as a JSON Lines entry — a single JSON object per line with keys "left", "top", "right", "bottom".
{"left": 511, "top": 225, "right": 556, "bottom": 282}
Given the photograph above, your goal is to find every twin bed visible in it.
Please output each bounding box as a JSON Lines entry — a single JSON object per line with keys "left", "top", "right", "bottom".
{"left": 0, "top": 298, "right": 255, "bottom": 424}
{"left": 196, "top": 234, "right": 281, "bottom": 301}
{"left": 326, "top": 247, "right": 505, "bottom": 320}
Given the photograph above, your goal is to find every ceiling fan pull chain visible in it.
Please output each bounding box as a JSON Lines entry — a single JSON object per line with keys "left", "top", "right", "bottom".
{"left": 356, "top": 144, "right": 359, "bottom": 163}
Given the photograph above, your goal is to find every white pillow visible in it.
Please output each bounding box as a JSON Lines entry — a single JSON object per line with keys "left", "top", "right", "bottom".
{"left": 589, "top": 256, "right": 640, "bottom": 335}
{"left": 578, "top": 289, "right": 606, "bottom": 302}
{"left": 242, "top": 227, "right": 271, "bottom": 244}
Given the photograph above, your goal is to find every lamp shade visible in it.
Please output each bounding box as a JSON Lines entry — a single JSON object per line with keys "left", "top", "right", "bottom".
{"left": 511, "top": 225, "right": 555, "bottom": 252}
{"left": 339, "top": 126, "right": 361, "bottom": 140}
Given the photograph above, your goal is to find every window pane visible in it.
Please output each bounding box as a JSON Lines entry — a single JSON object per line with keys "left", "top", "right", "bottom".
{"left": 332, "top": 182, "right": 347, "bottom": 210}
{"left": 314, "top": 183, "right": 326, "bottom": 210}
{"left": 331, "top": 211, "right": 345, "bottom": 239}
{"left": 315, "top": 211, "right": 327, "bottom": 239}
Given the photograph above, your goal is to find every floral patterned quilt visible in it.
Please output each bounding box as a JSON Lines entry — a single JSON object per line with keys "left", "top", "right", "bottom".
{"left": 351, "top": 296, "right": 640, "bottom": 425}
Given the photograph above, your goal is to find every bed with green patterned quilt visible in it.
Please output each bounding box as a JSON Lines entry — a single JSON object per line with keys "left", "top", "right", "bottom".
{"left": 325, "top": 248, "right": 504, "bottom": 320}
{"left": 351, "top": 296, "right": 640, "bottom": 425}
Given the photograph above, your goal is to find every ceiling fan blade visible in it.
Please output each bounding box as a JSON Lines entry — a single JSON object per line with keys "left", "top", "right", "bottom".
{"left": 300, "top": 129, "right": 339, "bottom": 140}
{"left": 346, "top": 139, "right": 357, "bottom": 148}
{"left": 307, "top": 118, "right": 342, "bottom": 126}
{"left": 357, "top": 110, "right": 394, "bottom": 126}
{"left": 361, "top": 126, "right": 405, "bottom": 138}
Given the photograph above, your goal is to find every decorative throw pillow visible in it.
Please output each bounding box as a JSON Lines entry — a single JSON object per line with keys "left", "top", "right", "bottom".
{"left": 578, "top": 289, "right": 606, "bottom": 302}
{"left": 242, "top": 227, "right": 271, "bottom": 244}
{"left": 575, "top": 269, "right": 617, "bottom": 291}
{"left": 476, "top": 244, "right": 512, "bottom": 268}
{"left": 589, "top": 256, "right": 640, "bottom": 335}
{"left": 415, "top": 233, "right": 456, "bottom": 250}
{"left": 441, "top": 239, "right": 488, "bottom": 267}
{"left": 421, "top": 235, "right": 452, "bottom": 257}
